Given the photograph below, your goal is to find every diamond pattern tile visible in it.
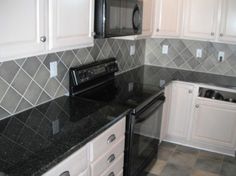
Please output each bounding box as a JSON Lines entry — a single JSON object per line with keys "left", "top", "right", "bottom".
{"left": 0, "top": 39, "right": 145, "bottom": 119}
{"left": 145, "top": 38, "right": 236, "bottom": 77}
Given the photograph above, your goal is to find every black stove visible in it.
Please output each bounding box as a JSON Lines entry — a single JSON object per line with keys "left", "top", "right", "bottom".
{"left": 69, "top": 58, "right": 165, "bottom": 176}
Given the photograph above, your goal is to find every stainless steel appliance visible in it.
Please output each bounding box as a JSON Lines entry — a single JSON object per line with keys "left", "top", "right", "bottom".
{"left": 69, "top": 58, "right": 165, "bottom": 176}
{"left": 94, "top": 0, "right": 143, "bottom": 38}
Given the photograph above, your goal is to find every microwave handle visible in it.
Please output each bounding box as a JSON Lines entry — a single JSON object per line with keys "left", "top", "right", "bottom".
{"left": 132, "top": 4, "right": 141, "bottom": 31}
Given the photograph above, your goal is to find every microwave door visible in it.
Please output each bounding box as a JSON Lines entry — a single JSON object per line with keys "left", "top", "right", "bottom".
{"left": 121, "top": 0, "right": 142, "bottom": 36}
{"left": 105, "top": 0, "right": 122, "bottom": 37}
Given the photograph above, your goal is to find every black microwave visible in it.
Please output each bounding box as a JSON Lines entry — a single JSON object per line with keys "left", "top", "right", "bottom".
{"left": 94, "top": 0, "right": 143, "bottom": 38}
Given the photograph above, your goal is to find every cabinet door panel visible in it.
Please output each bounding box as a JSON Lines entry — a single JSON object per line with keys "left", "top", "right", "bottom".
{"left": 167, "top": 83, "right": 194, "bottom": 139}
{"left": 183, "top": 0, "right": 219, "bottom": 40}
{"left": 142, "top": 0, "right": 154, "bottom": 36}
{"left": 219, "top": 0, "right": 236, "bottom": 42}
{"left": 0, "top": 0, "right": 46, "bottom": 60}
{"left": 154, "top": 0, "right": 183, "bottom": 37}
{"left": 49, "top": 0, "right": 94, "bottom": 50}
{"left": 192, "top": 100, "right": 236, "bottom": 148}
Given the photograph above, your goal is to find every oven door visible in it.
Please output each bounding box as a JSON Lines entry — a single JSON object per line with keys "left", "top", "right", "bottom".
{"left": 125, "top": 94, "right": 165, "bottom": 176}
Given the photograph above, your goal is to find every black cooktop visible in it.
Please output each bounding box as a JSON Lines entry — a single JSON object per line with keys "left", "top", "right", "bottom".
{"left": 77, "top": 78, "right": 162, "bottom": 110}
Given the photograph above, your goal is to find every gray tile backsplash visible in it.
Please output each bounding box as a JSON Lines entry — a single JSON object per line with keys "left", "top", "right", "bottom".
{"left": 0, "top": 39, "right": 145, "bottom": 120}
{"left": 145, "top": 38, "right": 236, "bottom": 77}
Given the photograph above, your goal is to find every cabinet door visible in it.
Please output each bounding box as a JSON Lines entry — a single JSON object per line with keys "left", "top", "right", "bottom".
{"left": 218, "top": 0, "right": 236, "bottom": 43}
{"left": 167, "top": 82, "right": 194, "bottom": 140}
{"left": 49, "top": 0, "right": 94, "bottom": 50}
{"left": 142, "top": 0, "right": 154, "bottom": 36}
{"left": 183, "top": 0, "right": 219, "bottom": 40}
{"left": 192, "top": 99, "right": 236, "bottom": 149}
{"left": 0, "top": 0, "right": 46, "bottom": 61}
{"left": 154, "top": 0, "right": 183, "bottom": 37}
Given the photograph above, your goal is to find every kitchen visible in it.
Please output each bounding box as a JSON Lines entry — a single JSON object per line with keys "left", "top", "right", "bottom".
{"left": 0, "top": 0, "right": 236, "bottom": 176}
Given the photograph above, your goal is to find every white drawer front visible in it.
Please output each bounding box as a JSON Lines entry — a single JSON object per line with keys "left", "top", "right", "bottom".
{"left": 100, "top": 154, "right": 124, "bottom": 176}
{"left": 90, "top": 118, "right": 126, "bottom": 161}
{"left": 91, "top": 137, "right": 125, "bottom": 176}
{"left": 43, "top": 145, "right": 89, "bottom": 176}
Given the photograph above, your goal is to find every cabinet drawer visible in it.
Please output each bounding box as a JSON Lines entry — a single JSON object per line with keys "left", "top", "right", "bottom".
{"left": 43, "top": 145, "right": 89, "bottom": 176}
{"left": 90, "top": 118, "right": 126, "bottom": 161}
{"left": 100, "top": 154, "right": 124, "bottom": 176}
{"left": 91, "top": 137, "right": 125, "bottom": 176}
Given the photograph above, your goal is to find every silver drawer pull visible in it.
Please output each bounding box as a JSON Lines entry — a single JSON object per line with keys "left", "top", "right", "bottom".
{"left": 108, "top": 172, "right": 115, "bottom": 176}
{"left": 107, "top": 154, "right": 116, "bottom": 163}
{"left": 107, "top": 134, "right": 116, "bottom": 144}
{"left": 59, "top": 171, "right": 70, "bottom": 176}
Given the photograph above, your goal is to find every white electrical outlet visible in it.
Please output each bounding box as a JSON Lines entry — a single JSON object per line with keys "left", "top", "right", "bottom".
{"left": 196, "top": 49, "right": 202, "bottom": 58}
{"left": 218, "top": 51, "right": 225, "bottom": 62}
{"left": 50, "top": 61, "right": 58, "bottom": 78}
{"left": 162, "top": 45, "right": 169, "bottom": 54}
{"left": 130, "top": 45, "right": 135, "bottom": 56}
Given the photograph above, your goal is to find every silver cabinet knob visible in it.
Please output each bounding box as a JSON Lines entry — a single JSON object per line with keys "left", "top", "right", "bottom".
{"left": 107, "top": 154, "right": 116, "bottom": 163}
{"left": 195, "top": 104, "right": 199, "bottom": 108}
{"left": 189, "top": 90, "right": 193, "bottom": 94}
{"left": 59, "top": 171, "right": 70, "bottom": 176}
{"left": 107, "top": 134, "right": 116, "bottom": 144}
{"left": 40, "top": 36, "right": 47, "bottom": 43}
{"left": 108, "top": 172, "right": 115, "bottom": 176}
{"left": 211, "top": 32, "right": 215, "bottom": 36}
{"left": 156, "top": 28, "right": 160, "bottom": 32}
{"left": 91, "top": 32, "right": 96, "bottom": 36}
{"left": 220, "top": 33, "right": 223, "bottom": 37}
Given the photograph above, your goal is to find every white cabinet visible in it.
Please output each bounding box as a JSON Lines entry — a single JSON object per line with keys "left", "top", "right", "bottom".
{"left": 43, "top": 145, "right": 89, "bottom": 176}
{"left": 49, "top": 0, "right": 94, "bottom": 50}
{"left": 191, "top": 98, "right": 236, "bottom": 154}
{"left": 153, "top": 0, "right": 183, "bottom": 37}
{"left": 183, "top": 0, "right": 219, "bottom": 40}
{"left": 0, "top": 0, "right": 47, "bottom": 61}
{"left": 218, "top": 0, "right": 236, "bottom": 43}
{"left": 142, "top": 0, "right": 154, "bottom": 37}
{"left": 166, "top": 82, "right": 195, "bottom": 142}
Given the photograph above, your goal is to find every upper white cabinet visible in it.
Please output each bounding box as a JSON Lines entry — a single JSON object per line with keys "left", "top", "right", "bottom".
{"left": 183, "top": 0, "right": 219, "bottom": 40}
{"left": 218, "top": 0, "right": 236, "bottom": 43}
{"left": 142, "top": 0, "right": 154, "bottom": 37}
{"left": 154, "top": 0, "right": 183, "bottom": 37}
{"left": 166, "top": 82, "right": 195, "bottom": 141}
{"left": 0, "top": 0, "right": 47, "bottom": 61}
{"left": 49, "top": 0, "right": 94, "bottom": 50}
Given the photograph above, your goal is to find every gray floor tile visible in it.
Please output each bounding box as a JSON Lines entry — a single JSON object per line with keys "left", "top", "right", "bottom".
{"left": 161, "top": 163, "right": 192, "bottom": 176}
{"left": 168, "top": 151, "right": 197, "bottom": 167}
{"left": 220, "top": 156, "right": 236, "bottom": 176}
{"left": 194, "top": 158, "right": 222, "bottom": 174}
{"left": 158, "top": 148, "right": 173, "bottom": 161}
{"left": 176, "top": 145, "right": 199, "bottom": 155}
{"left": 198, "top": 150, "right": 224, "bottom": 161}
{"left": 159, "top": 141, "right": 176, "bottom": 151}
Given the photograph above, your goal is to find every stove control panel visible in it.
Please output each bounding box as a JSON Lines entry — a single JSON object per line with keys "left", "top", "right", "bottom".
{"left": 70, "top": 59, "right": 118, "bottom": 86}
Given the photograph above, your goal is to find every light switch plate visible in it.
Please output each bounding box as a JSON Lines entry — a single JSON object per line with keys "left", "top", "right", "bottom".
{"left": 50, "top": 61, "right": 58, "bottom": 78}
{"left": 196, "top": 49, "right": 202, "bottom": 58}
{"left": 130, "top": 45, "right": 135, "bottom": 56}
{"left": 218, "top": 51, "right": 225, "bottom": 62}
{"left": 162, "top": 45, "right": 169, "bottom": 54}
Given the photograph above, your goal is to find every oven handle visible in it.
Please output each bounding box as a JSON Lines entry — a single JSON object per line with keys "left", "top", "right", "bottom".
{"left": 135, "top": 94, "right": 165, "bottom": 123}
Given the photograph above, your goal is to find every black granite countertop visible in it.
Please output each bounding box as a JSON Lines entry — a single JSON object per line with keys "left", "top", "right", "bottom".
{"left": 117, "top": 65, "right": 236, "bottom": 89}
{"left": 0, "top": 96, "right": 129, "bottom": 176}
{"left": 1, "top": 65, "right": 236, "bottom": 176}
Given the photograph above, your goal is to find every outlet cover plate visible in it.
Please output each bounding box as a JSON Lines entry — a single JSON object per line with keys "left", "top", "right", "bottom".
{"left": 196, "top": 49, "right": 202, "bottom": 58}
{"left": 162, "top": 45, "right": 169, "bottom": 54}
{"left": 50, "top": 61, "right": 58, "bottom": 78}
{"left": 130, "top": 45, "right": 135, "bottom": 56}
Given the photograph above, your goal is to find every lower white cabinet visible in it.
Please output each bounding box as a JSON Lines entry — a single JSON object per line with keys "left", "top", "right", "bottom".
{"left": 165, "top": 82, "right": 196, "bottom": 142}
{"left": 191, "top": 98, "right": 236, "bottom": 154}
{"left": 43, "top": 145, "right": 89, "bottom": 176}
